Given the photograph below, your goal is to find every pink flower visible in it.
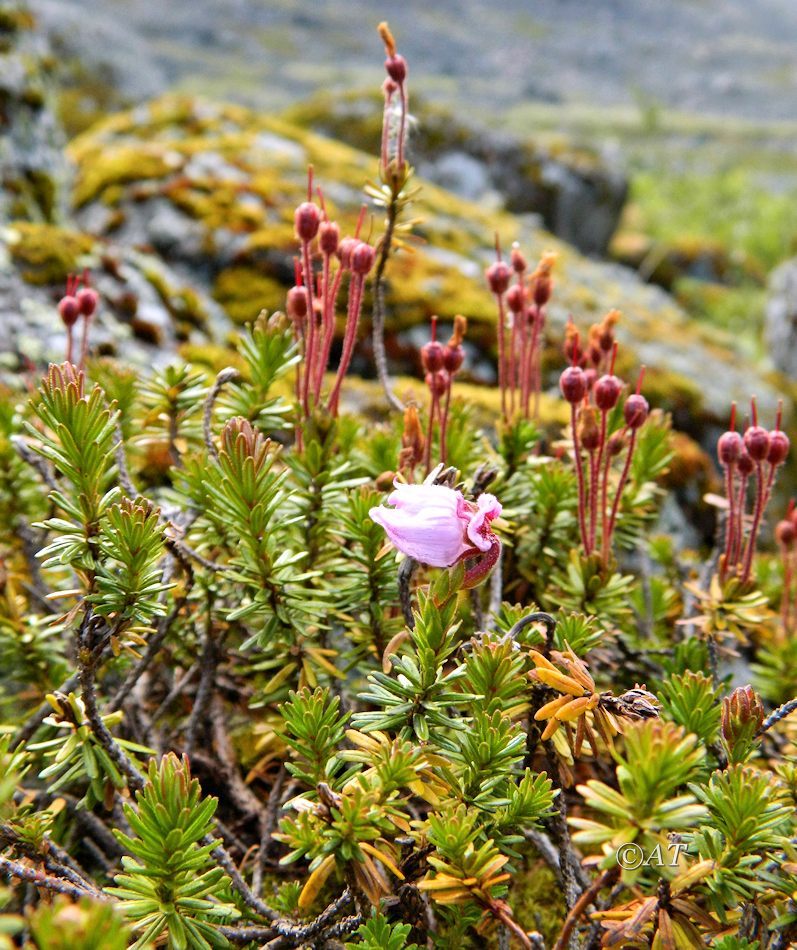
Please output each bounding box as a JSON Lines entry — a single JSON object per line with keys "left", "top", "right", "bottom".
{"left": 369, "top": 482, "right": 502, "bottom": 567}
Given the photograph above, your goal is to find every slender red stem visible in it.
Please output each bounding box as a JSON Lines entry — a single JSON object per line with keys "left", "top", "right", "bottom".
{"left": 440, "top": 381, "right": 452, "bottom": 464}
{"left": 300, "top": 242, "right": 316, "bottom": 413}
{"left": 781, "top": 547, "right": 793, "bottom": 632}
{"left": 397, "top": 83, "right": 408, "bottom": 169}
{"left": 527, "top": 305, "right": 542, "bottom": 420}
{"left": 741, "top": 461, "right": 767, "bottom": 583}
{"left": 380, "top": 86, "right": 394, "bottom": 174}
{"left": 606, "top": 428, "right": 637, "bottom": 555}
{"left": 496, "top": 294, "right": 507, "bottom": 422}
{"left": 79, "top": 317, "right": 90, "bottom": 369}
{"left": 721, "top": 464, "right": 737, "bottom": 581}
{"left": 66, "top": 326, "right": 73, "bottom": 364}
{"left": 312, "top": 253, "right": 332, "bottom": 400}
{"left": 327, "top": 275, "right": 364, "bottom": 415}
{"left": 592, "top": 409, "right": 609, "bottom": 555}
{"left": 316, "top": 266, "right": 343, "bottom": 402}
{"left": 571, "top": 402, "right": 589, "bottom": 555}
{"left": 730, "top": 472, "right": 748, "bottom": 572}
{"left": 599, "top": 434, "right": 614, "bottom": 565}
{"left": 509, "top": 314, "right": 518, "bottom": 418}
{"left": 424, "top": 393, "right": 438, "bottom": 473}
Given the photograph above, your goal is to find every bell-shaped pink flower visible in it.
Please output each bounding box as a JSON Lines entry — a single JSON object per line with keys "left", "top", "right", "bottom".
{"left": 369, "top": 482, "right": 502, "bottom": 568}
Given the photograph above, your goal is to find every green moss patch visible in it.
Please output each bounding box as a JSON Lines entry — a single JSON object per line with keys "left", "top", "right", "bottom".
{"left": 6, "top": 222, "right": 94, "bottom": 286}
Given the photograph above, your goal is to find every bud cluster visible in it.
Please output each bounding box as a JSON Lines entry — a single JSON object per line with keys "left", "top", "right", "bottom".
{"left": 288, "top": 170, "right": 375, "bottom": 428}
{"left": 485, "top": 244, "right": 555, "bottom": 424}
{"left": 420, "top": 314, "right": 468, "bottom": 471}
{"left": 717, "top": 398, "right": 790, "bottom": 584}
{"left": 57, "top": 271, "right": 99, "bottom": 369}
{"left": 557, "top": 313, "right": 649, "bottom": 564}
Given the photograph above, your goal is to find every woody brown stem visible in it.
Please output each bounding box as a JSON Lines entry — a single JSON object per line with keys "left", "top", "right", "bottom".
{"left": 553, "top": 866, "right": 620, "bottom": 950}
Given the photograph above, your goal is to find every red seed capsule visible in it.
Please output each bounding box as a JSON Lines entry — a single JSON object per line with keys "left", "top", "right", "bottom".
{"left": 58, "top": 295, "right": 80, "bottom": 328}
{"left": 294, "top": 201, "right": 320, "bottom": 242}
{"left": 319, "top": 221, "right": 340, "bottom": 256}
{"left": 426, "top": 370, "right": 448, "bottom": 398}
{"left": 624, "top": 394, "right": 649, "bottom": 429}
{"left": 743, "top": 425, "right": 770, "bottom": 462}
{"left": 776, "top": 519, "right": 796, "bottom": 547}
{"left": 608, "top": 431, "right": 626, "bottom": 457}
{"left": 350, "top": 242, "right": 375, "bottom": 276}
{"left": 443, "top": 344, "right": 464, "bottom": 374}
{"left": 76, "top": 287, "right": 99, "bottom": 317}
{"left": 767, "top": 430, "right": 790, "bottom": 467}
{"left": 385, "top": 53, "right": 407, "bottom": 84}
{"left": 594, "top": 374, "right": 623, "bottom": 411}
{"left": 560, "top": 366, "right": 587, "bottom": 404}
{"left": 510, "top": 245, "right": 526, "bottom": 274}
{"left": 486, "top": 261, "right": 511, "bottom": 296}
{"left": 421, "top": 340, "right": 445, "bottom": 373}
{"left": 506, "top": 284, "right": 525, "bottom": 314}
{"left": 579, "top": 408, "right": 600, "bottom": 451}
{"left": 718, "top": 431, "right": 743, "bottom": 466}
{"left": 738, "top": 450, "right": 755, "bottom": 477}
{"left": 337, "top": 236, "right": 358, "bottom": 270}
{"left": 287, "top": 285, "right": 308, "bottom": 320}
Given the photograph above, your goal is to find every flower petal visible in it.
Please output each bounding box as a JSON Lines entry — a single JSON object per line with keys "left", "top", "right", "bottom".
{"left": 466, "top": 492, "right": 502, "bottom": 551}
{"left": 369, "top": 503, "right": 469, "bottom": 566}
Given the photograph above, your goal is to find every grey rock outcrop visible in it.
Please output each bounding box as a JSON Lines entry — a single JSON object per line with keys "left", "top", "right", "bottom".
{"left": 765, "top": 258, "right": 797, "bottom": 378}
{"left": 0, "top": 1, "right": 70, "bottom": 223}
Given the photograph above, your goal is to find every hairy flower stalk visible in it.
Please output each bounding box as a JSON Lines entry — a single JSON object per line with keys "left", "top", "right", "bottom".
{"left": 57, "top": 272, "right": 98, "bottom": 369}
{"left": 776, "top": 502, "right": 797, "bottom": 631}
{"left": 369, "top": 21, "right": 413, "bottom": 412}
{"left": 289, "top": 177, "right": 373, "bottom": 427}
{"left": 559, "top": 315, "right": 648, "bottom": 563}
{"left": 420, "top": 315, "right": 467, "bottom": 470}
{"left": 718, "top": 396, "right": 789, "bottom": 583}
{"left": 487, "top": 244, "right": 555, "bottom": 425}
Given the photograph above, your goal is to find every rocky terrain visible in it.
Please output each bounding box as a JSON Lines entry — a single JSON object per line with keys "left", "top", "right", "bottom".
{"left": 28, "top": 0, "right": 797, "bottom": 123}
{"left": 1, "top": 0, "right": 794, "bottom": 473}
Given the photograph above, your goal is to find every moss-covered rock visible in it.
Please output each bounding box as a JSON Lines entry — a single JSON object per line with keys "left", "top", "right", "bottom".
{"left": 0, "top": 220, "right": 224, "bottom": 378}
{"left": 283, "top": 89, "right": 628, "bottom": 256}
{"left": 6, "top": 221, "right": 93, "bottom": 284}
{"left": 0, "top": 1, "right": 69, "bottom": 223}
{"left": 29, "top": 92, "right": 789, "bottom": 437}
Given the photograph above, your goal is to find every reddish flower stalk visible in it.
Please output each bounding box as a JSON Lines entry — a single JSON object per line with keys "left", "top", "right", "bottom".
{"left": 378, "top": 22, "right": 408, "bottom": 173}
{"left": 486, "top": 240, "right": 511, "bottom": 422}
{"left": 419, "top": 315, "right": 466, "bottom": 471}
{"left": 739, "top": 398, "right": 789, "bottom": 583}
{"left": 488, "top": 245, "right": 555, "bottom": 424}
{"left": 327, "top": 241, "right": 374, "bottom": 416}
{"left": 776, "top": 505, "right": 796, "bottom": 631}
{"left": 560, "top": 356, "right": 589, "bottom": 553}
{"left": 718, "top": 403, "right": 742, "bottom": 580}
{"left": 439, "top": 316, "right": 466, "bottom": 463}
{"left": 604, "top": 368, "right": 648, "bottom": 562}
{"left": 716, "top": 397, "right": 788, "bottom": 584}
{"left": 294, "top": 169, "right": 321, "bottom": 414}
